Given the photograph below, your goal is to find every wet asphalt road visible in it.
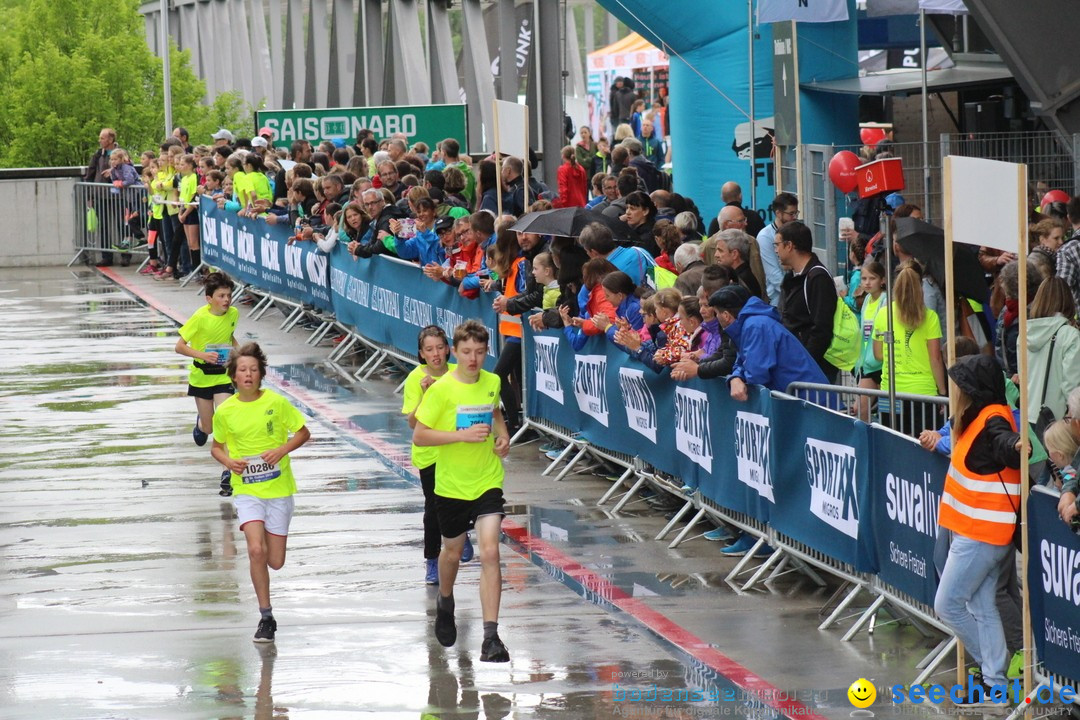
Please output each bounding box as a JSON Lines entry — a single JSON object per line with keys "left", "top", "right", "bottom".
{"left": 0, "top": 267, "right": 953, "bottom": 720}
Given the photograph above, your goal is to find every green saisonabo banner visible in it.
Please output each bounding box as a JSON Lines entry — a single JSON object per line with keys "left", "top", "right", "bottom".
{"left": 255, "top": 104, "right": 468, "bottom": 151}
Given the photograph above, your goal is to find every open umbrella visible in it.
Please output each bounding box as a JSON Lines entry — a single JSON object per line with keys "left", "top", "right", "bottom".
{"left": 509, "top": 207, "right": 631, "bottom": 240}
{"left": 893, "top": 216, "right": 988, "bottom": 302}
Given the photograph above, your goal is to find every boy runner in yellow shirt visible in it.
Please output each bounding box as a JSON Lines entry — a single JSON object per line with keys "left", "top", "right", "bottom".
{"left": 402, "top": 325, "right": 476, "bottom": 586}
{"left": 176, "top": 272, "right": 239, "bottom": 495}
{"left": 211, "top": 343, "right": 311, "bottom": 643}
{"left": 414, "top": 320, "right": 511, "bottom": 662}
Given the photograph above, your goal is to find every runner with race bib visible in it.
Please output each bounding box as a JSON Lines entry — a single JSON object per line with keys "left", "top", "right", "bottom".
{"left": 211, "top": 343, "right": 311, "bottom": 643}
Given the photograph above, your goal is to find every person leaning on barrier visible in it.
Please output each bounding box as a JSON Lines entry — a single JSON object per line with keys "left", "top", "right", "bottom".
{"left": 670, "top": 265, "right": 738, "bottom": 382}
{"left": 528, "top": 236, "right": 589, "bottom": 332}
{"left": 1055, "top": 388, "right": 1080, "bottom": 525}
{"left": 934, "top": 354, "right": 1025, "bottom": 697}
{"left": 352, "top": 188, "right": 406, "bottom": 259}
{"left": 709, "top": 284, "right": 828, "bottom": 403}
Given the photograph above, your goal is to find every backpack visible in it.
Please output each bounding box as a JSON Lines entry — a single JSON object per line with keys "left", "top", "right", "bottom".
{"left": 804, "top": 266, "right": 860, "bottom": 372}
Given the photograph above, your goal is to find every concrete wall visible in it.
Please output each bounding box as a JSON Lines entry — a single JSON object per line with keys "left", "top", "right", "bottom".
{"left": 0, "top": 178, "right": 78, "bottom": 268}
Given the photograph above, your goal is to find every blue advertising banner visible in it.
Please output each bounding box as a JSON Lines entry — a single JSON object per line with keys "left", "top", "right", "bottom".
{"left": 1027, "top": 490, "right": 1080, "bottom": 681}
{"left": 199, "top": 198, "right": 332, "bottom": 312}
{"left": 523, "top": 326, "right": 581, "bottom": 432}
{"left": 769, "top": 396, "right": 876, "bottom": 572}
{"left": 700, "top": 385, "right": 774, "bottom": 524}
{"left": 869, "top": 426, "right": 948, "bottom": 607}
{"left": 327, "top": 242, "right": 499, "bottom": 370}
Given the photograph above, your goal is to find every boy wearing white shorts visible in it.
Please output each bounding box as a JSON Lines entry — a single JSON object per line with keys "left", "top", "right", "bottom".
{"left": 211, "top": 343, "right": 311, "bottom": 643}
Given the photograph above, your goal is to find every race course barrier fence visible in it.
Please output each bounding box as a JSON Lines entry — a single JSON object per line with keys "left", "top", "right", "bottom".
{"left": 136, "top": 200, "right": 1080, "bottom": 696}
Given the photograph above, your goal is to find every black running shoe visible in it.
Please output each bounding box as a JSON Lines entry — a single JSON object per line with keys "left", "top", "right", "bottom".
{"left": 434, "top": 597, "right": 456, "bottom": 647}
{"left": 219, "top": 469, "right": 233, "bottom": 497}
{"left": 193, "top": 416, "right": 208, "bottom": 446}
{"left": 480, "top": 634, "right": 510, "bottom": 663}
{"left": 253, "top": 617, "right": 276, "bottom": 643}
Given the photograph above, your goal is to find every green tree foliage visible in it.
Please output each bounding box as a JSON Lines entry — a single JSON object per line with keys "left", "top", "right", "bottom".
{"left": 0, "top": 0, "right": 253, "bottom": 168}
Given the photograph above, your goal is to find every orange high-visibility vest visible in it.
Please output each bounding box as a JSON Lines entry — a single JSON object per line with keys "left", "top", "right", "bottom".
{"left": 499, "top": 257, "right": 524, "bottom": 339}
{"left": 938, "top": 404, "right": 1020, "bottom": 546}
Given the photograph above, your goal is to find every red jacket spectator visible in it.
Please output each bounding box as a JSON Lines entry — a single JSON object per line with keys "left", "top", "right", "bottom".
{"left": 552, "top": 147, "right": 587, "bottom": 208}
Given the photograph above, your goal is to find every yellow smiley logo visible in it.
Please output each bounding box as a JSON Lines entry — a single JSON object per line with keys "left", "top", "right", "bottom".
{"left": 848, "top": 678, "right": 876, "bottom": 708}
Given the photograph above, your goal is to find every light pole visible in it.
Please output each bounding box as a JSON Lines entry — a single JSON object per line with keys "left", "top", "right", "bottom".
{"left": 161, "top": 0, "right": 173, "bottom": 137}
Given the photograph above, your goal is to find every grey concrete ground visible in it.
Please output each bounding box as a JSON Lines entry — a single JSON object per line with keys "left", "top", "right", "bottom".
{"left": 0, "top": 266, "right": 965, "bottom": 719}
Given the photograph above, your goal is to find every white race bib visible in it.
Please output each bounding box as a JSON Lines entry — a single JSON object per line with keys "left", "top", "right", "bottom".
{"left": 241, "top": 456, "right": 281, "bottom": 484}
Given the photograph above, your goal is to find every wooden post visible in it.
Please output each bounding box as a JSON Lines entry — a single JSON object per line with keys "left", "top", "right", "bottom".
{"left": 522, "top": 111, "right": 530, "bottom": 213}
{"left": 1016, "top": 162, "right": 1033, "bottom": 711}
{"left": 493, "top": 99, "right": 504, "bottom": 217}
{"left": 943, "top": 156, "right": 963, "bottom": 686}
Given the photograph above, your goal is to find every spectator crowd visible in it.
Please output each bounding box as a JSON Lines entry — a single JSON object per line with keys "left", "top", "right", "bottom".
{"left": 85, "top": 122, "right": 1080, "bottom": 529}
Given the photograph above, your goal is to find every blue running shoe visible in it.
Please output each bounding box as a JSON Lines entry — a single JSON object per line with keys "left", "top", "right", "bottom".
{"left": 720, "top": 534, "right": 756, "bottom": 556}
{"left": 704, "top": 527, "right": 734, "bottom": 542}
{"left": 460, "top": 535, "right": 474, "bottom": 563}
{"left": 193, "top": 417, "right": 208, "bottom": 447}
{"left": 425, "top": 558, "right": 439, "bottom": 585}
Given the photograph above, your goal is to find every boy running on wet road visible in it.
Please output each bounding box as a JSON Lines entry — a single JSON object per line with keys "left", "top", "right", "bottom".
{"left": 402, "top": 325, "right": 475, "bottom": 586}
{"left": 413, "top": 320, "right": 511, "bottom": 662}
{"left": 211, "top": 343, "right": 311, "bottom": 643}
{"left": 175, "top": 271, "right": 239, "bottom": 496}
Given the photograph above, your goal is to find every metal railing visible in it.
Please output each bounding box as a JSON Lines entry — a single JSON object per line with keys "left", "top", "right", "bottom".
{"left": 942, "top": 130, "right": 1079, "bottom": 199}
{"left": 785, "top": 381, "right": 949, "bottom": 438}
{"left": 71, "top": 182, "right": 149, "bottom": 266}
{"left": 796, "top": 130, "right": 1080, "bottom": 277}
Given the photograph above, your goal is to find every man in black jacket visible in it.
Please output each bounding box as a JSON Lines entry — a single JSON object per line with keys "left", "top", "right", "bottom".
{"left": 715, "top": 229, "right": 764, "bottom": 300}
{"left": 493, "top": 232, "right": 548, "bottom": 436}
{"left": 84, "top": 128, "right": 119, "bottom": 266}
{"left": 706, "top": 182, "right": 765, "bottom": 239}
{"left": 351, "top": 189, "right": 406, "bottom": 258}
{"left": 775, "top": 221, "right": 838, "bottom": 382}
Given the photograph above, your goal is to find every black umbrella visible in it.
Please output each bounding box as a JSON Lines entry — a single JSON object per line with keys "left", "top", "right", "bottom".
{"left": 893, "top": 216, "right": 988, "bottom": 302}
{"left": 509, "top": 207, "right": 631, "bottom": 240}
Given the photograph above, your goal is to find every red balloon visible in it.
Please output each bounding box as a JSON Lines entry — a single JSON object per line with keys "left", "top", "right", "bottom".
{"left": 860, "top": 127, "right": 887, "bottom": 148}
{"left": 1042, "top": 190, "right": 1070, "bottom": 206}
{"left": 828, "top": 151, "right": 861, "bottom": 194}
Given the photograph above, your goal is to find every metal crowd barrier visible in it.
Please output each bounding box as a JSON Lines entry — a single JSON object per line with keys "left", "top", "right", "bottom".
{"left": 519, "top": 370, "right": 968, "bottom": 685}
{"left": 1006, "top": 485, "right": 1080, "bottom": 716}
{"left": 786, "top": 381, "right": 949, "bottom": 437}
{"left": 70, "top": 182, "right": 149, "bottom": 266}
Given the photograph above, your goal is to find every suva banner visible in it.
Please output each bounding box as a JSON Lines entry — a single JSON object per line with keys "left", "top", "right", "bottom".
{"left": 1027, "top": 489, "right": 1080, "bottom": 682}
{"left": 255, "top": 104, "right": 469, "bottom": 151}
{"left": 200, "top": 197, "right": 332, "bottom": 312}
{"left": 328, "top": 243, "right": 499, "bottom": 371}
{"left": 870, "top": 426, "right": 949, "bottom": 607}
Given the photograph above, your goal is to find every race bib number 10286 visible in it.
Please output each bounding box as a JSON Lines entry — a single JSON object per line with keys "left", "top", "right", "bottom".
{"left": 242, "top": 456, "right": 281, "bottom": 484}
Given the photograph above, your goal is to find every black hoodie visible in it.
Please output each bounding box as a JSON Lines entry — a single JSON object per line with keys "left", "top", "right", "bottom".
{"left": 947, "top": 354, "right": 1022, "bottom": 476}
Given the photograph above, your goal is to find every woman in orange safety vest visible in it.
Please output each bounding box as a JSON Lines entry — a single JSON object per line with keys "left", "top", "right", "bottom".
{"left": 934, "top": 354, "right": 1023, "bottom": 699}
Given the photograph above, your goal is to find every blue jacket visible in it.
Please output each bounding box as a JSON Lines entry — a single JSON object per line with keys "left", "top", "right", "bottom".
{"left": 394, "top": 228, "right": 446, "bottom": 266}
{"left": 727, "top": 297, "right": 829, "bottom": 392}
{"left": 395, "top": 227, "right": 444, "bottom": 267}
{"left": 606, "top": 294, "right": 643, "bottom": 342}
{"left": 607, "top": 246, "right": 654, "bottom": 286}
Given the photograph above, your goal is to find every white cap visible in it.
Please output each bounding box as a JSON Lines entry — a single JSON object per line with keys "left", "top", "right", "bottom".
{"left": 250, "top": 136, "right": 269, "bottom": 148}
{"left": 211, "top": 128, "right": 235, "bottom": 143}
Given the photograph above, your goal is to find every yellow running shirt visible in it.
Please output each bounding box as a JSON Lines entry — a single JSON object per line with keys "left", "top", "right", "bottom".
{"left": 414, "top": 370, "right": 503, "bottom": 500}
{"left": 213, "top": 389, "right": 307, "bottom": 498}
{"left": 179, "top": 172, "right": 198, "bottom": 206}
{"left": 401, "top": 363, "right": 456, "bottom": 470}
{"left": 873, "top": 303, "right": 942, "bottom": 396}
{"left": 178, "top": 305, "right": 239, "bottom": 388}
